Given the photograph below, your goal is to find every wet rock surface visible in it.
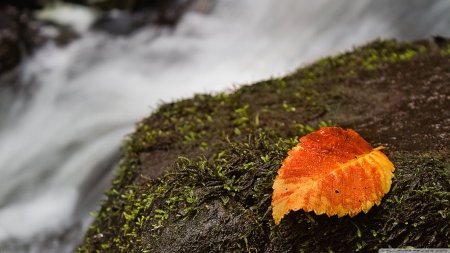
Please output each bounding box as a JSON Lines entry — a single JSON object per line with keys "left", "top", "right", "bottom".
{"left": 80, "top": 38, "right": 450, "bottom": 252}
{"left": 325, "top": 40, "right": 450, "bottom": 152}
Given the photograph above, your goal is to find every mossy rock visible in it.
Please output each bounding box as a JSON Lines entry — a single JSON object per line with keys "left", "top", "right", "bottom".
{"left": 78, "top": 39, "right": 450, "bottom": 252}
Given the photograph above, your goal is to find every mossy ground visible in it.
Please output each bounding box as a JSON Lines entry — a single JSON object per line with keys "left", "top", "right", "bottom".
{"left": 78, "top": 39, "right": 450, "bottom": 252}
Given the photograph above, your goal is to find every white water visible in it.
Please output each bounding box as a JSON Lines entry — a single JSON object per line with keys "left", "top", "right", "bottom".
{"left": 0, "top": 0, "right": 449, "bottom": 251}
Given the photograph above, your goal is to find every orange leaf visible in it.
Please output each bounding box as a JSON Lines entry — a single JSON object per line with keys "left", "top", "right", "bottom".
{"left": 272, "top": 127, "right": 395, "bottom": 225}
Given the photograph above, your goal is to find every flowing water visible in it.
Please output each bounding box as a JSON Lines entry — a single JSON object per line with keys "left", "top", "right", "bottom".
{"left": 0, "top": 0, "right": 449, "bottom": 252}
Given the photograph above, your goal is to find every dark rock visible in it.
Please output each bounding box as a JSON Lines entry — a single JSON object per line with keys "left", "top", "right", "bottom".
{"left": 92, "top": 0, "right": 198, "bottom": 35}
{"left": 0, "top": 7, "right": 21, "bottom": 74}
{"left": 131, "top": 0, "right": 192, "bottom": 26}
{"left": 0, "top": 5, "right": 45, "bottom": 74}
{"left": 433, "top": 35, "right": 450, "bottom": 48}
{"left": 78, "top": 39, "right": 450, "bottom": 252}
{"left": 0, "top": 0, "right": 42, "bottom": 10}
{"left": 0, "top": 4, "right": 80, "bottom": 80}
{"left": 92, "top": 10, "right": 159, "bottom": 35}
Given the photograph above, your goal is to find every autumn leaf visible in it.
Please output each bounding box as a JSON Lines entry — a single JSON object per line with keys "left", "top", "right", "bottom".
{"left": 272, "top": 127, "right": 395, "bottom": 225}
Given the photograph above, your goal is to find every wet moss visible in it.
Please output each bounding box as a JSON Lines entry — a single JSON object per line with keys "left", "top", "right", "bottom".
{"left": 78, "top": 38, "right": 450, "bottom": 252}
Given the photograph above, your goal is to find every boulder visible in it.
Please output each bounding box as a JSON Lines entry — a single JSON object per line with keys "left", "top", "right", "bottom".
{"left": 91, "top": 0, "right": 206, "bottom": 35}
{"left": 0, "top": 5, "right": 45, "bottom": 74}
{"left": 78, "top": 39, "right": 450, "bottom": 252}
{"left": 0, "top": 3, "right": 80, "bottom": 76}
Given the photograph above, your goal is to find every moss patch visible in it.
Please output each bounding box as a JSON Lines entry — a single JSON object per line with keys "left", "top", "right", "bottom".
{"left": 78, "top": 38, "right": 450, "bottom": 252}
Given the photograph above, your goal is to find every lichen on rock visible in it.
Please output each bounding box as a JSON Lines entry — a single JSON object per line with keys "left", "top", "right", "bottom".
{"left": 78, "top": 38, "right": 450, "bottom": 252}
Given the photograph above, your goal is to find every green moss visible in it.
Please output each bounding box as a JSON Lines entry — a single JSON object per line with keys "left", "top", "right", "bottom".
{"left": 295, "top": 39, "right": 426, "bottom": 80}
{"left": 441, "top": 44, "right": 450, "bottom": 55}
{"left": 78, "top": 38, "right": 450, "bottom": 252}
{"left": 105, "top": 145, "right": 449, "bottom": 252}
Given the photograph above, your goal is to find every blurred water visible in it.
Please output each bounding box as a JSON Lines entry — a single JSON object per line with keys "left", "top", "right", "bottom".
{"left": 0, "top": 0, "right": 449, "bottom": 252}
